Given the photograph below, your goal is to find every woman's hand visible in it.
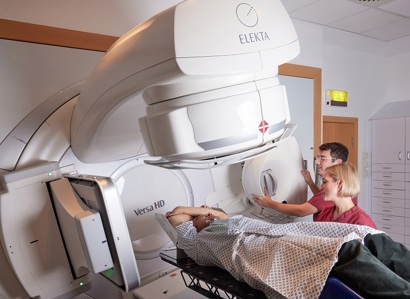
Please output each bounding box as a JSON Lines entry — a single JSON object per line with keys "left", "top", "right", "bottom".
{"left": 252, "top": 188, "right": 274, "bottom": 208}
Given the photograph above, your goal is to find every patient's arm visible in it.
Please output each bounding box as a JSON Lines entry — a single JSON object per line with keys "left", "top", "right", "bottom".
{"left": 167, "top": 213, "right": 193, "bottom": 228}
{"left": 166, "top": 206, "right": 228, "bottom": 218}
{"left": 166, "top": 206, "right": 229, "bottom": 228}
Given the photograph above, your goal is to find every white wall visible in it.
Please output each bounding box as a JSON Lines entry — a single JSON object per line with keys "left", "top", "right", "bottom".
{"left": 290, "top": 20, "right": 324, "bottom": 68}
{"left": 0, "top": 40, "right": 103, "bottom": 143}
{"left": 1, "top": 0, "right": 182, "bottom": 36}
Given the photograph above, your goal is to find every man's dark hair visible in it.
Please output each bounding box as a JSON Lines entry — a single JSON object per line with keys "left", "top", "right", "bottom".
{"left": 319, "top": 142, "right": 349, "bottom": 162}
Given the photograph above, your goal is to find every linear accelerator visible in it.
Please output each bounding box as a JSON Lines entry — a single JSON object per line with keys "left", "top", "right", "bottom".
{"left": 0, "top": 0, "right": 311, "bottom": 298}
{"left": 70, "top": 0, "right": 299, "bottom": 166}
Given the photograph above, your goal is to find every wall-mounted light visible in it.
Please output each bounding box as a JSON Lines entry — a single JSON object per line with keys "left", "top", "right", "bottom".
{"left": 325, "top": 89, "right": 348, "bottom": 107}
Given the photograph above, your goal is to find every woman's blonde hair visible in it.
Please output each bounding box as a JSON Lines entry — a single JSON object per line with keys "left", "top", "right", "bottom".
{"left": 325, "top": 162, "right": 360, "bottom": 197}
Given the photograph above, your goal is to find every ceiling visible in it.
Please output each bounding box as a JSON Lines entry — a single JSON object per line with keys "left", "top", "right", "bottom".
{"left": 281, "top": 0, "right": 410, "bottom": 42}
{"left": 1, "top": 0, "right": 410, "bottom": 43}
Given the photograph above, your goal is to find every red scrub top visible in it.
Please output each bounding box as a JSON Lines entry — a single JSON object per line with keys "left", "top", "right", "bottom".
{"left": 308, "top": 191, "right": 358, "bottom": 221}
{"left": 315, "top": 205, "right": 377, "bottom": 229}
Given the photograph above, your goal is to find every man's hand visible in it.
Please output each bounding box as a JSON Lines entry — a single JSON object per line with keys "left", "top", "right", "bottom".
{"left": 300, "top": 169, "right": 313, "bottom": 184}
{"left": 301, "top": 169, "right": 321, "bottom": 195}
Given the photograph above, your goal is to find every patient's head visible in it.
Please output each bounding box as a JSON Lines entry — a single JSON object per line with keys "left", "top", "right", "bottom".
{"left": 193, "top": 212, "right": 220, "bottom": 232}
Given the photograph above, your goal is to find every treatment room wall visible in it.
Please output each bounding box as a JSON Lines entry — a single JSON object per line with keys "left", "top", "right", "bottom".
{"left": 0, "top": 39, "right": 103, "bottom": 143}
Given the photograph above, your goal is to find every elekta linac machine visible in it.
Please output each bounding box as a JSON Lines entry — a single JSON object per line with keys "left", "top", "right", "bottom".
{"left": 0, "top": 0, "right": 308, "bottom": 298}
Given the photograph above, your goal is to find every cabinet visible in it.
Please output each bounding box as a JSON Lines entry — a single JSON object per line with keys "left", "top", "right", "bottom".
{"left": 371, "top": 116, "right": 410, "bottom": 248}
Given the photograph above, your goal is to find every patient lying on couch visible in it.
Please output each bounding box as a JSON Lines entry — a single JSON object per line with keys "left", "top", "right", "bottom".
{"left": 165, "top": 206, "right": 410, "bottom": 299}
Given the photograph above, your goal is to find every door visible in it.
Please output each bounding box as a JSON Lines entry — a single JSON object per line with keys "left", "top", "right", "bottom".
{"left": 323, "top": 116, "right": 358, "bottom": 168}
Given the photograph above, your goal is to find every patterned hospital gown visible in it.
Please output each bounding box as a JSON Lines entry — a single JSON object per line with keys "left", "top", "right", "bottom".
{"left": 176, "top": 215, "right": 382, "bottom": 299}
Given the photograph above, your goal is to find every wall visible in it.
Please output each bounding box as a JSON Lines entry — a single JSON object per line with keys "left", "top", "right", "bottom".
{"left": 0, "top": 39, "right": 103, "bottom": 143}
{"left": 290, "top": 20, "right": 324, "bottom": 68}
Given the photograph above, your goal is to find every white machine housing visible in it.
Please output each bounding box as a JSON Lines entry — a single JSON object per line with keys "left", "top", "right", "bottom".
{"left": 71, "top": 0, "right": 299, "bottom": 164}
{"left": 243, "top": 136, "right": 307, "bottom": 207}
{"left": 0, "top": 163, "right": 92, "bottom": 299}
{"left": 0, "top": 163, "right": 141, "bottom": 299}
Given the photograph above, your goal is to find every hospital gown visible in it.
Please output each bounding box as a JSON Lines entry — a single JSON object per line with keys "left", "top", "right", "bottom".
{"left": 175, "top": 215, "right": 382, "bottom": 299}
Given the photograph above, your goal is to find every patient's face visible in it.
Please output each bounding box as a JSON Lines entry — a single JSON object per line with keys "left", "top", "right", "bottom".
{"left": 193, "top": 213, "right": 218, "bottom": 232}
